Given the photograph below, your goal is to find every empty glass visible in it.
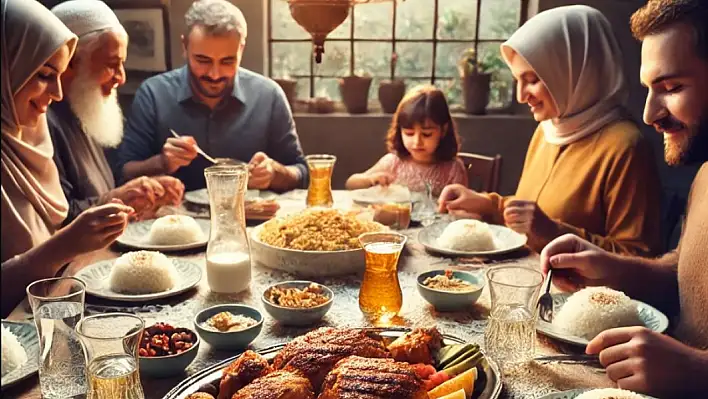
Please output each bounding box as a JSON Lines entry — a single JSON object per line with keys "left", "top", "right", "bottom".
{"left": 76, "top": 313, "right": 145, "bottom": 399}
{"left": 358, "top": 232, "right": 407, "bottom": 324}
{"left": 484, "top": 266, "right": 543, "bottom": 367}
{"left": 305, "top": 154, "right": 336, "bottom": 207}
{"left": 27, "top": 277, "right": 87, "bottom": 399}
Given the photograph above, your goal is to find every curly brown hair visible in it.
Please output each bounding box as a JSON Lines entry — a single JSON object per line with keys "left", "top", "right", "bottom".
{"left": 385, "top": 85, "right": 460, "bottom": 162}
{"left": 630, "top": 0, "right": 708, "bottom": 60}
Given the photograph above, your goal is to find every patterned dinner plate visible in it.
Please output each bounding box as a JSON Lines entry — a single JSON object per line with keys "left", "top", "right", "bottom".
{"left": 74, "top": 258, "right": 202, "bottom": 302}
{"left": 418, "top": 220, "right": 528, "bottom": 256}
{"left": 1, "top": 320, "right": 39, "bottom": 389}
{"left": 538, "top": 389, "right": 656, "bottom": 399}
{"left": 183, "top": 188, "right": 265, "bottom": 206}
{"left": 536, "top": 293, "right": 670, "bottom": 346}
{"left": 116, "top": 218, "right": 210, "bottom": 252}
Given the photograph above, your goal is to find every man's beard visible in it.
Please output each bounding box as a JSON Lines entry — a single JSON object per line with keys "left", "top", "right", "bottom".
{"left": 662, "top": 115, "right": 708, "bottom": 166}
{"left": 187, "top": 63, "right": 233, "bottom": 99}
{"left": 66, "top": 70, "right": 124, "bottom": 148}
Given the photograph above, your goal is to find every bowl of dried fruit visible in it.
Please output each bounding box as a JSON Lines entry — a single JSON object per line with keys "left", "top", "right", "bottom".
{"left": 194, "top": 304, "right": 264, "bottom": 350}
{"left": 139, "top": 322, "right": 200, "bottom": 378}
{"left": 261, "top": 281, "right": 334, "bottom": 326}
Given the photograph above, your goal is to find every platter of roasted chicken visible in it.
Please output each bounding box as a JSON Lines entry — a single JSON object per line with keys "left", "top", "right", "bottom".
{"left": 165, "top": 327, "right": 502, "bottom": 399}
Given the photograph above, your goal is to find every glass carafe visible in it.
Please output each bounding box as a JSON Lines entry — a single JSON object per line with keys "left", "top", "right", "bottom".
{"left": 204, "top": 164, "right": 252, "bottom": 294}
{"left": 76, "top": 313, "right": 144, "bottom": 399}
{"left": 484, "top": 266, "right": 543, "bottom": 367}
{"left": 358, "top": 232, "right": 407, "bottom": 324}
{"left": 305, "top": 154, "right": 336, "bottom": 207}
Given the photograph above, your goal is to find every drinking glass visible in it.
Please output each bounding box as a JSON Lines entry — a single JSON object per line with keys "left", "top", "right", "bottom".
{"left": 27, "top": 277, "right": 87, "bottom": 399}
{"left": 204, "top": 164, "right": 252, "bottom": 294}
{"left": 358, "top": 232, "right": 407, "bottom": 323}
{"left": 371, "top": 201, "right": 412, "bottom": 230}
{"left": 76, "top": 313, "right": 145, "bottom": 399}
{"left": 305, "top": 154, "right": 336, "bottom": 207}
{"left": 484, "top": 266, "right": 543, "bottom": 366}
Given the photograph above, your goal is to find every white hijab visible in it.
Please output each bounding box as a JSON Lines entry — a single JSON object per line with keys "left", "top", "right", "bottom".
{"left": 501, "top": 5, "right": 629, "bottom": 146}
{"left": 1, "top": 0, "right": 77, "bottom": 263}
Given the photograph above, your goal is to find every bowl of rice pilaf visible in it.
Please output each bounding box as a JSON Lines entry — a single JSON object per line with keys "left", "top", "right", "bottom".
{"left": 250, "top": 209, "right": 385, "bottom": 276}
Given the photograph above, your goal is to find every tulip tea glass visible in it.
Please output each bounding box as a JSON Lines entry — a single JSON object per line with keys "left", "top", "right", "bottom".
{"left": 305, "top": 154, "right": 336, "bottom": 208}
{"left": 358, "top": 232, "right": 407, "bottom": 324}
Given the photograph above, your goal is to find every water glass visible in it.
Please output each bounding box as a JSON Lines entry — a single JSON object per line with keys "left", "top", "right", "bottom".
{"left": 76, "top": 313, "right": 145, "bottom": 399}
{"left": 484, "top": 266, "right": 543, "bottom": 367}
{"left": 27, "top": 277, "right": 87, "bottom": 399}
{"left": 305, "top": 154, "right": 336, "bottom": 207}
{"left": 358, "top": 232, "right": 407, "bottom": 324}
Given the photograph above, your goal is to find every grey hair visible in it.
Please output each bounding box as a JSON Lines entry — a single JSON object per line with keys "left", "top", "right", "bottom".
{"left": 185, "top": 0, "right": 247, "bottom": 41}
{"left": 74, "top": 27, "right": 128, "bottom": 63}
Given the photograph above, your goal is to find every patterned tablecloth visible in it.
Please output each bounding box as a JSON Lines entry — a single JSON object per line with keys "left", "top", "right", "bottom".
{"left": 5, "top": 190, "right": 612, "bottom": 399}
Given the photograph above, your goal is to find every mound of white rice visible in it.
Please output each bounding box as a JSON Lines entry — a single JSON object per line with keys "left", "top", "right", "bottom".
{"left": 109, "top": 251, "right": 178, "bottom": 294}
{"left": 2, "top": 326, "right": 27, "bottom": 377}
{"left": 575, "top": 388, "right": 645, "bottom": 399}
{"left": 437, "top": 219, "right": 496, "bottom": 251}
{"left": 554, "top": 287, "right": 642, "bottom": 340}
{"left": 148, "top": 215, "right": 204, "bottom": 245}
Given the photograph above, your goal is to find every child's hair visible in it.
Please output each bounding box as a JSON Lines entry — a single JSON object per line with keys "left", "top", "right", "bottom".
{"left": 386, "top": 85, "right": 460, "bottom": 162}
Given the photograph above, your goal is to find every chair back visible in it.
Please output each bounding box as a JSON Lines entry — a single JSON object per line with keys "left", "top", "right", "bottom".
{"left": 458, "top": 152, "right": 502, "bottom": 193}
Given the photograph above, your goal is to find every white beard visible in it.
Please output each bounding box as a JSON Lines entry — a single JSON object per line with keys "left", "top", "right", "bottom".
{"left": 67, "top": 72, "right": 124, "bottom": 148}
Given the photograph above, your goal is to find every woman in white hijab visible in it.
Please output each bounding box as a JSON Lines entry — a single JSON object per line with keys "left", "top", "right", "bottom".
{"left": 439, "top": 5, "right": 662, "bottom": 256}
{"left": 1, "top": 0, "right": 133, "bottom": 316}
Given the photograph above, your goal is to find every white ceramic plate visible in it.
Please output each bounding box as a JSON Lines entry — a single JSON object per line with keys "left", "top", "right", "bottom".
{"left": 184, "top": 189, "right": 265, "bottom": 206}
{"left": 538, "top": 389, "right": 655, "bottom": 399}
{"left": 350, "top": 185, "right": 413, "bottom": 205}
{"left": 418, "top": 221, "right": 528, "bottom": 256}
{"left": 536, "top": 293, "right": 670, "bottom": 346}
{"left": 1, "top": 320, "right": 39, "bottom": 389}
{"left": 75, "top": 258, "right": 202, "bottom": 302}
{"left": 116, "top": 218, "right": 210, "bottom": 252}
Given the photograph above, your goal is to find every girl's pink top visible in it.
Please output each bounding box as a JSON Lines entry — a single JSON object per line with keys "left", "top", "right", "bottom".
{"left": 369, "top": 153, "right": 468, "bottom": 196}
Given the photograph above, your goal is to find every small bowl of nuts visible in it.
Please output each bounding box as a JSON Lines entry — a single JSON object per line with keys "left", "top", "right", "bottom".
{"left": 139, "top": 322, "right": 200, "bottom": 378}
{"left": 262, "top": 281, "right": 334, "bottom": 326}
{"left": 194, "top": 304, "right": 263, "bottom": 350}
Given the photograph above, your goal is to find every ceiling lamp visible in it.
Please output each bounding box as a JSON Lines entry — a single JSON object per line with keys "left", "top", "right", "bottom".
{"left": 287, "top": 0, "right": 402, "bottom": 63}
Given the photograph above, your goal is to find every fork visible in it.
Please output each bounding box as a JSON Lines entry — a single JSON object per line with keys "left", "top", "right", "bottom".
{"left": 538, "top": 268, "right": 554, "bottom": 322}
{"left": 169, "top": 129, "right": 218, "bottom": 164}
{"left": 534, "top": 353, "right": 601, "bottom": 367}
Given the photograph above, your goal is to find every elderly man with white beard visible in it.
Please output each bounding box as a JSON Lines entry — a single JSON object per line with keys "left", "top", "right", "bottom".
{"left": 48, "top": 0, "right": 184, "bottom": 222}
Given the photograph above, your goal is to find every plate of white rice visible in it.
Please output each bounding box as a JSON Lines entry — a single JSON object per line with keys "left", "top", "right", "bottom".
{"left": 75, "top": 252, "right": 202, "bottom": 302}
{"left": 1, "top": 321, "right": 38, "bottom": 389}
{"left": 418, "top": 219, "right": 528, "bottom": 256}
{"left": 536, "top": 287, "right": 669, "bottom": 346}
{"left": 538, "top": 388, "right": 656, "bottom": 399}
{"left": 116, "top": 215, "right": 210, "bottom": 252}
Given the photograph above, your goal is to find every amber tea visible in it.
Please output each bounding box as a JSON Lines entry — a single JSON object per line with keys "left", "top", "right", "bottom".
{"left": 306, "top": 154, "right": 336, "bottom": 207}
{"left": 358, "top": 233, "right": 407, "bottom": 322}
{"left": 87, "top": 354, "right": 144, "bottom": 399}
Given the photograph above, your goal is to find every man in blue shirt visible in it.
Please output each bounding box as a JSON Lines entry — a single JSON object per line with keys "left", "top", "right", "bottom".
{"left": 117, "top": 0, "right": 307, "bottom": 192}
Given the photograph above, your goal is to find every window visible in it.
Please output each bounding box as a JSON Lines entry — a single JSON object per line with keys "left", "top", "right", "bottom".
{"left": 268, "top": 0, "right": 526, "bottom": 110}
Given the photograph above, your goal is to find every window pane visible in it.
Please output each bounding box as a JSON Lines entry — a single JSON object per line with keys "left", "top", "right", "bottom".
{"left": 368, "top": 77, "right": 382, "bottom": 101}
{"left": 396, "top": 0, "right": 434, "bottom": 40}
{"left": 435, "top": 42, "right": 474, "bottom": 78}
{"left": 479, "top": 0, "right": 521, "bottom": 40}
{"left": 478, "top": 41, "right": 513, "bottom": 108}
{"left": 314, "top": 77, "right": 341, "bottom": 101}
{"left": 395, "top": 42, "right": 433, "bottom": 78}
{"left": 271, "top": 42, "right": 312, "bottom": 77}
{"left": 294, "top": 77, "right": 311, "bottom": 99}
{"left": 438, "top": 0, "right": 478, "bottom": 40}
{"left": 313, "top": 41, "right": 350, "bottom": 76}
{"left": 434, "top": 78, "right": 463, "bottom": 106}
{"left": 329, "top": 7, "right": 353, "bottom": 39}
{"left": 270, "top": 0, "right": 309, "bottom": 40}
{"left": 354, "top": 3, "right": 393, "bottom": 39}
{"left": 354, "top": 42, "right": 392, "bottom": 78}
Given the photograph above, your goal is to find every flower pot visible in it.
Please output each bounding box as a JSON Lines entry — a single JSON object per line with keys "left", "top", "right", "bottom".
{"left": 378, "top": 80, "right": 406, "bottom": 114}
{"left": 273, "top": 78, "right": 297, "bottom": 109}
{"left": 462, "top": 72, "right": 491, "bottom": 115}
{"left": 339, "top": 76, "right": 373, "bottom": 114}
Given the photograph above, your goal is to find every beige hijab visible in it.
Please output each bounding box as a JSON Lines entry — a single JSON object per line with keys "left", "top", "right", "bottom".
{"left": 1, "top": 0, "right": 77, "bottom": 263}
{"left": 501, "top": 5, "right": 629, "bottom": 146}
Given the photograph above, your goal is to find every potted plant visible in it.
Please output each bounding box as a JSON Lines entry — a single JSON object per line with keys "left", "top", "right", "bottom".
{"left": 339, "top": 69, "right": 372, "bottom": 114}
{"left": 378, "top": 52, "right": 406, "bottom": 114}
{"left": 458, "top": 48, "right": 492, "bottom": 115}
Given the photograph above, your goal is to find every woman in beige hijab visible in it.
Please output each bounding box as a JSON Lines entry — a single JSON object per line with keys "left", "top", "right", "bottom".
{"left": 439, "top": 5, "right": 662, "bottom": 256}
{"left": 1, "top": 0, "right": 133, "bottom": 316}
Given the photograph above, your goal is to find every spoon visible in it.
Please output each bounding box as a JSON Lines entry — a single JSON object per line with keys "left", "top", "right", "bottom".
{"left": 538, "top": 268, "right": 554, "bottom": 323}
{"left": 169, "top": 129, "right": 217, "bottom": 164}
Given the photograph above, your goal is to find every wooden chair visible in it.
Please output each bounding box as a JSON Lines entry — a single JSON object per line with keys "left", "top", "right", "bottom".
{"left": 458, "top": 152, "right": 502, "bottom": 193}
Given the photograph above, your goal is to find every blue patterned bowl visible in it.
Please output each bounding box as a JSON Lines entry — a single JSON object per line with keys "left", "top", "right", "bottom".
{"left": 261, "top": 281, "right": 334, "bottom": 326}
{"left": 417, "top": 270, "right": 485, "bottom": 311}
{"left": 194, "top": 304, "right": 263, "bottom": 350}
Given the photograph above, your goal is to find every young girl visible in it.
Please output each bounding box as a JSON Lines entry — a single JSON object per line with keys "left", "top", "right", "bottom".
{"left": 346, "top": 85, "right": 468, "bottom": 196}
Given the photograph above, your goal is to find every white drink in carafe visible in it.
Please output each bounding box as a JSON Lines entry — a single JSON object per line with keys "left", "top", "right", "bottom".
{"left": 206, "top": 252, "right": 251, "bottom": 293}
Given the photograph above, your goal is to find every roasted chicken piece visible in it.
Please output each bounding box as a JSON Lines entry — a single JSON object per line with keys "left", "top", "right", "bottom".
{"left": 319, "top": 356, "right": 428, "bottom": 399}
{"left": 387, "top": 327, "right": 443, "bottom": 365}
{"left": 218, "top": 350, "right": 273, "bottom": 399}
{"left": 231, "top": 370, "right": 315, "bottom": 399}
{"left": 272, "top": 328, "right": 390, "bottom": 390}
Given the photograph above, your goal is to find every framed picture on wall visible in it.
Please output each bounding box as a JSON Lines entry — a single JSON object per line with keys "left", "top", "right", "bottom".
{"left": 111, "top": 0, "right": 171, "bottom": 72}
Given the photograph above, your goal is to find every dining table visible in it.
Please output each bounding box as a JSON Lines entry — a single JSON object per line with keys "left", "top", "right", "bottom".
{"left": 4, "top": 190, "right": 613, "bottom": 399}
